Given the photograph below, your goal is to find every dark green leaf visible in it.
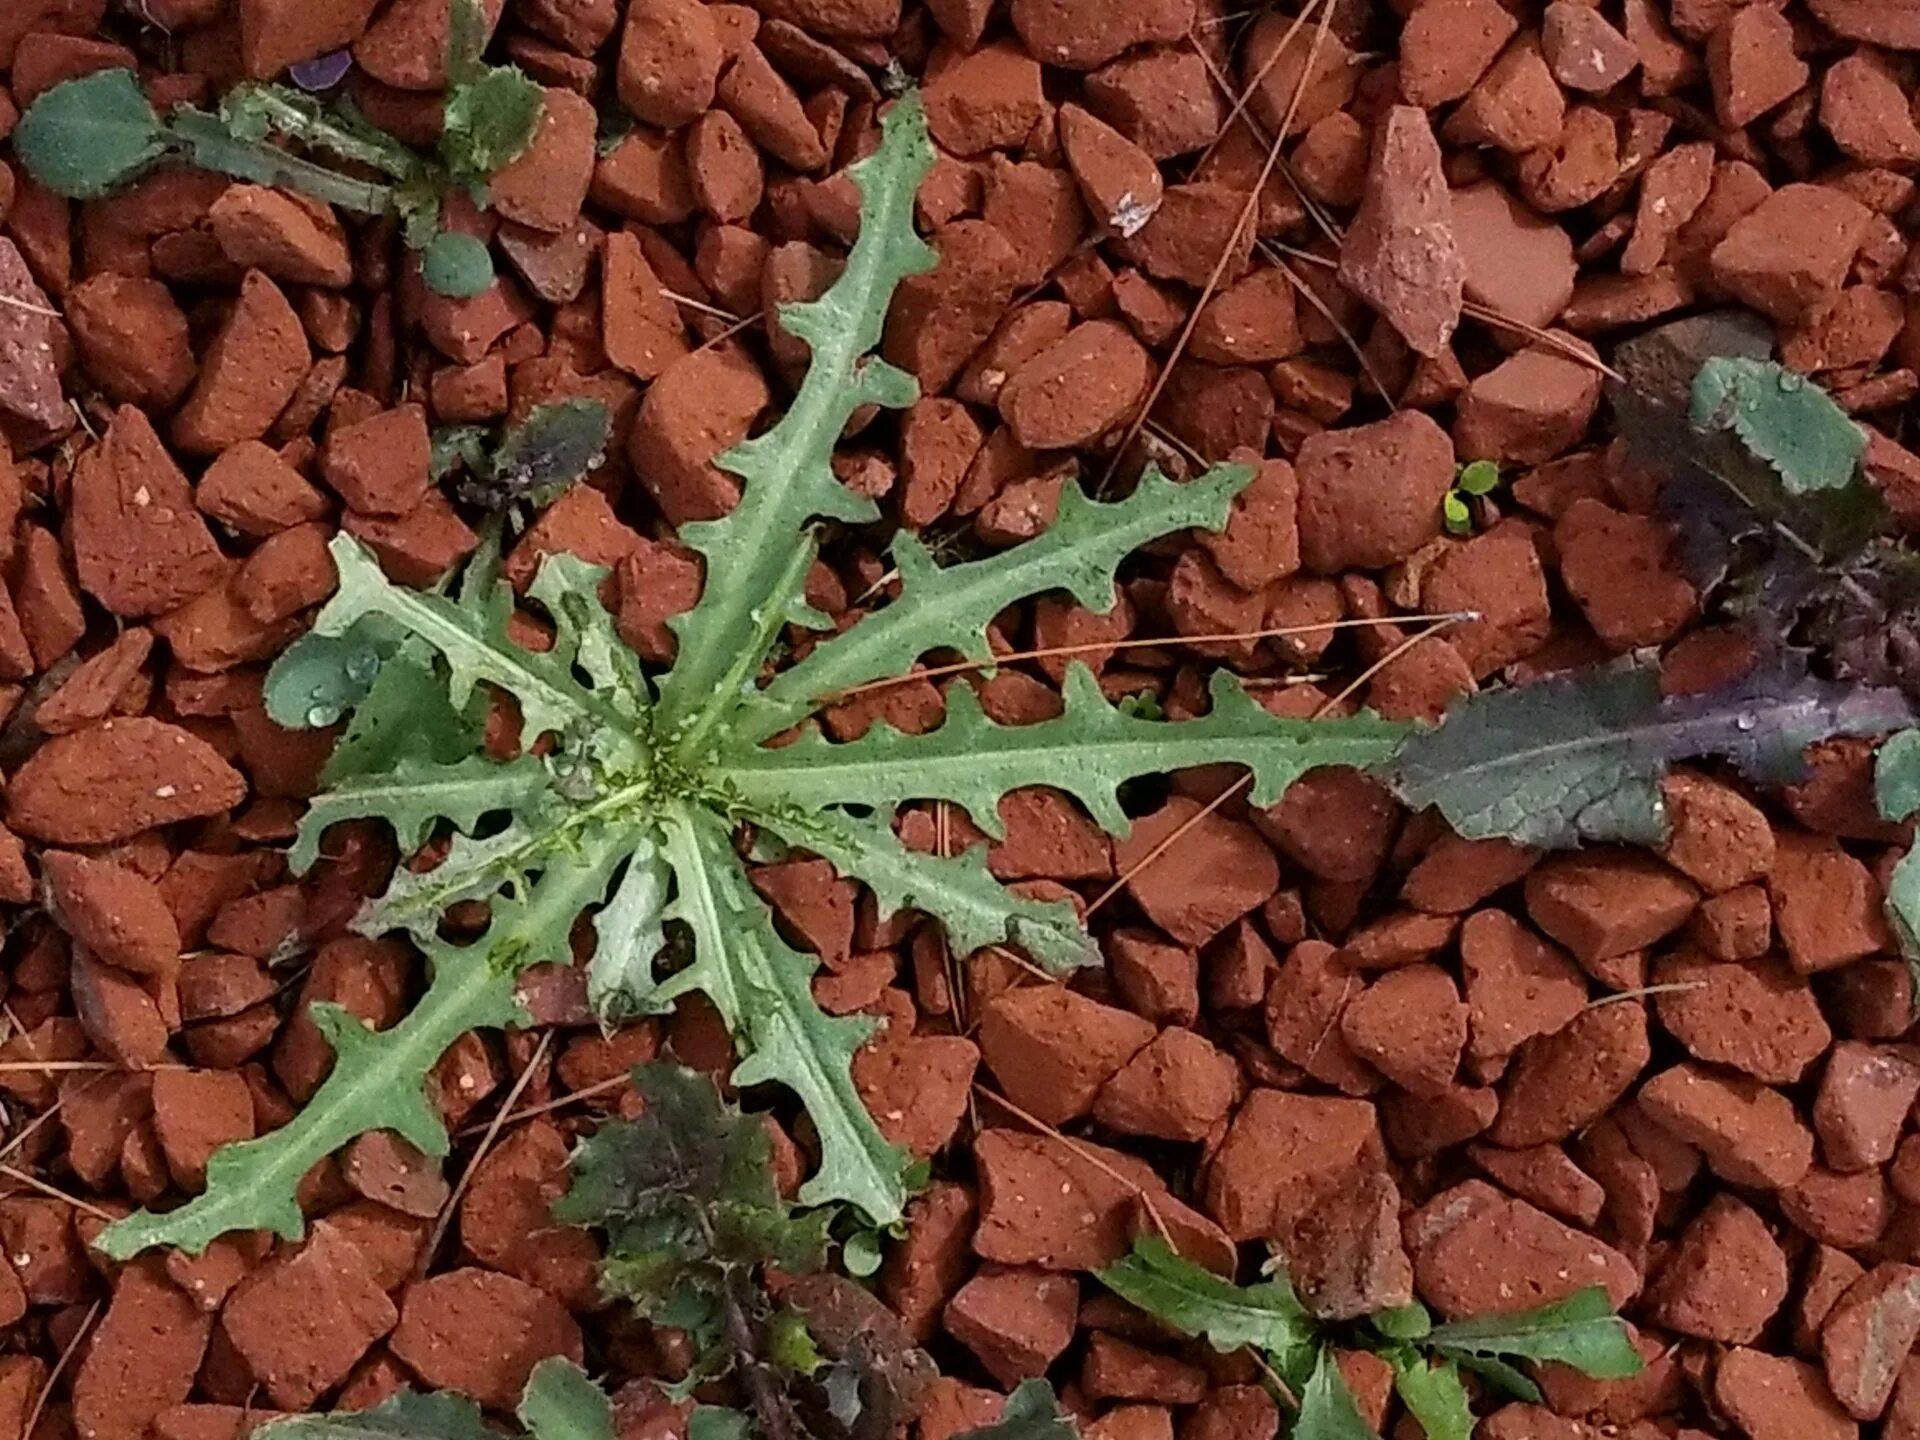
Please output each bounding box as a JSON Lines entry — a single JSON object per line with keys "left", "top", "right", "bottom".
{"left": 953, "top": 1382, "right": 1075, "bottom": 1440}
{"left": 1095, "top": 1237, "right": 1312, "bottom": 1360}
{"left": 1389, "top": 1355, "right": 1471, "bottom": 1440}
{"left": 1450, "top": 1355, "right": 1541, "bottom": 1403}
{"left": 1691, "top": 356, "right": 1867, "bottom": 497}
{"left": 263, "top": 622, "right": 395, "bottom": 729}
{"left": 1293, "top": 1350, "right": 1380, "bottom": 1440}
{"left": 14, "top": 71, "right": 169, "bottom": 199}
{"left": 518, "top": 1360, "right": 615, "bottom": 1440}
{"left": 441, "top": 65, "right": 544, "bottom": 188}
{"left": 555, "top": 1065, "right": 831, "bottom": 1315}
{"left": 1425, "top": 1287, "right": 1644, "bottom": 1380}
{"left": 421, "top": 231, "right": 496, "bottom": 298}
{"left": 446, "top": 0, "right": 489, "bottom": 85}
{"left": 489, "top": 399, "right": 612, "bottom": 501}
{"left": 1389, "top": 661, "right": 1915, "bottom": 849}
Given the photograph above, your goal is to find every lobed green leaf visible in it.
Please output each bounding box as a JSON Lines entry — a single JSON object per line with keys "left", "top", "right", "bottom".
{"left": 1388, "top": 1355, "right": 1472, "bottom": 1440}
{"left": 518, "top": 1361, "right": 617, "bottom": 1440}
{"left": 1293, "top": 1349, "right": 1380, "bottom": 1440}
{"left": 252, "top": 1391, "right": 496, "bottom": 1440}
{"left": 654, "top": 92, "right": 936, "bottom": 756}
{"left": 1423, "top": 1287, "right": 1644, "bottom": 1380}
{"left": 1690, "top": 356, "right": 1867, "bottom": 497}
{"left": 748, "top": 464, "right": 1253, "bottom": 740}
{"left": 1095, "top": 1237, "right": 1314, "bottom": 1362}
{"left": 726, "top": 664, "right": 1409, "bottom": 837}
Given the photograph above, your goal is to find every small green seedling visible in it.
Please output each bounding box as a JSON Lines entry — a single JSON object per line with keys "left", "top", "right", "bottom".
{"left": 93, "top": 93, "right": 1407, "bottom": 1262}
{"left": 1442, "top": 460, "right": 1500, "bottom": 536}
{"left": 12, "top": 0, "right": 540, "bottom": 296}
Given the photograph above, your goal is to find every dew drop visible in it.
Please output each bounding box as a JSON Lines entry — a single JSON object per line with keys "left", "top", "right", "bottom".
{"left": 307, "top": 704, "right": 341, "bottom": 727}
{"left": 346, "top": 651, "right": 380, "bottom": 683}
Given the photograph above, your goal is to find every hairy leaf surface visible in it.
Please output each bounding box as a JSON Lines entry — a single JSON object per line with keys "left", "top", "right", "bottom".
{"left": 1390, "top": 662, "right": 1914, "bottom": 848}
{"left": 1690, "top": 356, "right": 1867, "bottom": 497}
{"left": 13, "top": 71, "right": 170, "bottom": 198}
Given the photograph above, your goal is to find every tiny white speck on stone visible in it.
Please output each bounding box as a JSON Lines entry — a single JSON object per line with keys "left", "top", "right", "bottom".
{"left": 133, "top": 485, "right": 152, "bottom": 506}
{"left": 155, "top": 784, "right": 177, "bottom": 798}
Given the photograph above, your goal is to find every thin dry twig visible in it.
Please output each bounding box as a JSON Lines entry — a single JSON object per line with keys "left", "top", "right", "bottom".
{"left": 450, "top": 1070, "right": 632, "bottom": 1139}
{"left": 972, "top": 1084, "right": 1177, "bottom": 1250}
{"left": 417, "top": 1030, "right": 553, "bottom": 1276}
{"left": 1099, "top": 0, "right": 1336, "bottom": 497}
{"left": 23, "top": 1298, "right": 100, "bottom": 1440}
{"left": 0, "top": 1163, "right": 117, "bottom": 1222}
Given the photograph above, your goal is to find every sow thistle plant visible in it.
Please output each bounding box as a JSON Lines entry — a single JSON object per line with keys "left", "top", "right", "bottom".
{"left": 94, "top": 94, "right": 1405, "bottom": 1258}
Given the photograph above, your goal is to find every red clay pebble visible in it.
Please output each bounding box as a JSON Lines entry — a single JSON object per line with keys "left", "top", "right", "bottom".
{"left": 1108, "top": 930, "right": 1199, "bottom": 1026}
{"left": 208, "top": 186, "right": 352, "bottom": 288}
{"left": 219, "top": 1223, "right": 397, "bottom": 1408}
{"left": 1491, "top": 1000, "right": 1651, "bottom": 1146}
{"left": 1659, "top": 770, "right": 1775, "bottom": 893}
{"left": 942, "top": 1266, "right": 1078, "bottom": 1386}
{"left": 1467, "top": 1143, "right": 1605, "bottom": 1227}
{"left": 150, "top": 1069, "right": 253, "bottom": 1191}
{"left": 1059, "top": 103, "right": 1162, "bottom": 237}
{"left": 1203, "top": 1089, "right": 1413, "bottom": 1320}
{"left": 455, "top": 1121, "right": 600, "bottom": 1303}
{"left": 342, "top": 1132, "right": 449, "bottom": 1219}
{"left": 1337, "top": 106, "right": 1464, "bottom": 358}
{"left": 11, "top": 717, "right": 248, "bottom": 846}
{"left": 1008, "top": 0, "right": 1192, "bottom": 70}
{"left": 489, "top": 87, "right": 596, "bottom": 233}
{"left": 41, "top": 850, "right": 180, "bottom": 977}
{"left": 1823, "top": 1264, "right": 1920, "bottom": 1420}
{"left": 1821, "top": 53, "right": 1920, "bottom": 165}
{"left": 1263, "top": 941, "right": 1382, "bottom": 1095}
{"left": 1555, "top": 498, "right": 1697, "bottom": 650}
{"left": 1450, "top": 179, "right": 1576, "bottom": 330}
{"left": 856, "top": 1032, "right": 979, "bottom": 1159}
{"left": 390, "top": 1269, "right": 582, "bottom": 1409}
{"left": 1092, "top": 1027, "right": 1238, "bottom": 1141}
{"left": 1769, "top": 832, "right": 1891, "bottom": 974}
{"left": 1542, "top": 1, "right": 1639, "bottom": 91}
{"left": 1296, "top": 410, "right": 1454, "bottom": 573}
{"left": 1653, "top": 950, "right": 1830, "bottom": 1084}
{"left": 1715, "top": 1348, "right": 1858, "bottom": 1440}
{"left": 70, "top": 405, "right": 226, "bottom": 619}
{"left": 1445, "top": 34, "right": 1565, "bottom": 156}
{"left": 1622, "top": 141, "right": 1716, "bottom": 275}
{"left": 170, "top": 270, "right": 311, "bottom": 457}
{"left": 1454, "top": 342, "right": 1604, "bottom": 465}
{"left": 72, "top": 1256, "right": 214, "bottom": 1440}
{"left": 197, "top": 442, "right": 331, "bottom": 538}
{"left": 627, "top": 343, "right": 769, "bottom": 524}
{"left": 998, "top": 321, "right": 1150, "bottom": 450}
{"left": 1405, "top": 1179, "right": 1638, "bottom": 1318}
{"left": 602, "top": 230, "right": 689, "bottom": 381}
{"left": 1710, "top": 183, "right": 1874, "bottom": 324}
{"left": 1400, "top": 0, "right": 1518, "bottom": 106}
{"left": 1186, "top": 1387, "right": 1276, "bottom": 1440}
{"left": 923, "top": 41, "right": 1045, "bottom": 157}
{"left": 978, "top": 984, "right": 1154, "bottom": 1126}
{"left": 1523, "top": 849, "right": 1698, "bottom": 968}
{"left": 1639, "top": 1062, "right": 1815, "bottom": 1190}
{"left": 1338, "top": 964, "right": 1466, "bottom": 1096}
{"left": 1459, "top": 909, "right": 1588, "bottom": 1066}
{"left": 1708, "top": 4, "right": 1809, "bottom": 128}
{"left": 1115, "top": 795, "right": 1278, "bottom": 947}
{"left": 1403, "top": 836, "right": 1538, "bottom": 914}
{"left": 1813, "top": 1042, "right": 1920, "bottom": 1172}
{"left": 323, "top": 404, "right": 431, "bottom": 517}
{"left": 616, "top": 0, "right": 720, "bottom": 128}
{"left": 0, "top": 238, "right": 64, "bottom": 438}
{"left": 71, "top": 948, "right": 168, "bottom": 1067}
{"left": 972, "top": 1128, "right": 1166, "bottom": 1271}
{"left": 1647, "top": 1194, "right": 1788, "bottom": 1342}
{"left": 65, "top": 274, "right": 196, "bottom": 410}
{"left": 883, "top": 1181, "right": 975, "bottom": 1342}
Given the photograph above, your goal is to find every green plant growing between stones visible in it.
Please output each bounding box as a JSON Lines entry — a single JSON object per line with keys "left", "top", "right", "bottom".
{"left": 1097, "top": 1239, "right": 1643, "bottom": 1440}
{"left": 1441, "top": 460, "right": 1500, "bottom": 537}
{"left": 12, "top": 0, "right": 541, "bottom": 296}
{"left": 429, "top": 397, "right": 615, "bottom": 510}
{"left": 557, "top": 1064, "right": 939, "bottom": 1440}
{"left": 92, "top": 93, "right": 1407, "bottom": 1259}
{"left": 255, "top": 1355, "right": 614, "bottom": 1440}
